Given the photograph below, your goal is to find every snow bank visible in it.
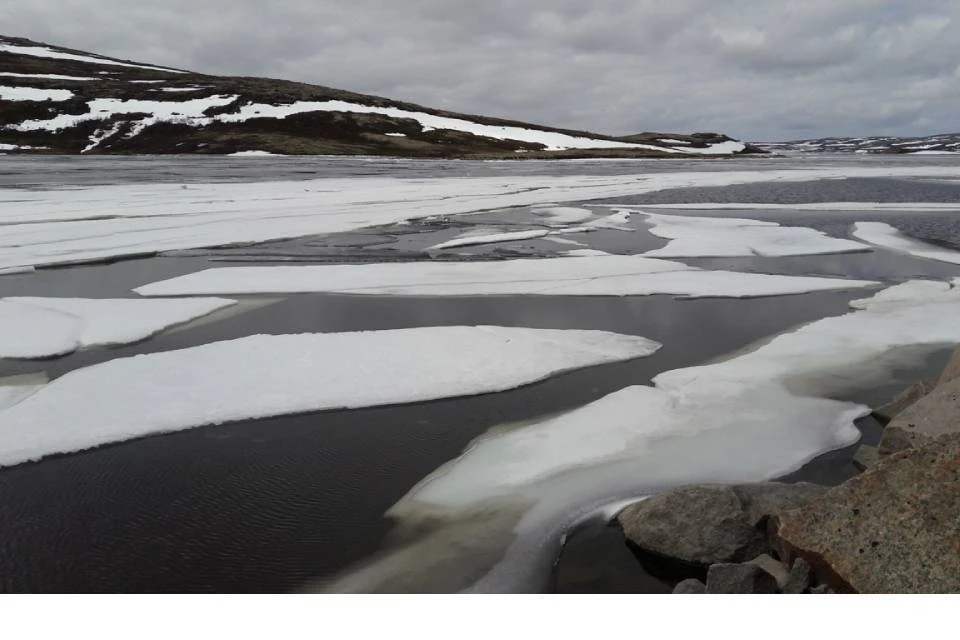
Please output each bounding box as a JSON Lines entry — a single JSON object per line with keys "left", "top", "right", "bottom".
{"left": 852, "top": 222, "right": 960, "bottom": 265}
{"left": 10, "top": 94, "right": 238, "bottom": 133}
{"left": 0, "top": 42, "right": 184, "bottom": 73}
{"left": 0, "top": 297, "right": 236, "bottom": 358}
{"left": 2, "top": 165, "right": 958, "bottom": 273}
{"left": 134, "top": 256, "right": 878, "bottom": 299}
{"left": 0, "top": 86, "right": 73, "bottom": 101}
{"left": 637, "top": 211, "right": 869, "bottom": 257}
{"left": 213, "top": 99, "right": 664, "bottom": 151}
{"left": 0, "top": 326, "right": 660, "bottom": 467}
{"left": 0, "top": 72, "right": 98, "bottom": 81}
{"left": 333, "top": 279, "right": 960, "bottom": 592}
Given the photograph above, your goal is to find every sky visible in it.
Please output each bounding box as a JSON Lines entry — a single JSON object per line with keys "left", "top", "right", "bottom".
{"left": 2, "top": 0, "right": 958, "bottom": 141}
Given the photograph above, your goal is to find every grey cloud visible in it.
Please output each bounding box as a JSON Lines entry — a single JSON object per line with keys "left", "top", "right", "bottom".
{"left": 2, "top": 0, "right": 959, "bottom": 140}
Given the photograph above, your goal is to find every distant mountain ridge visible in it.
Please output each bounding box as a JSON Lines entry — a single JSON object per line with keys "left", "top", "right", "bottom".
{"left": 758, "top": 133, "right": 960, "bottom": 155}
{"left": 0, "top": 35, "right": 762, "bottom": 158}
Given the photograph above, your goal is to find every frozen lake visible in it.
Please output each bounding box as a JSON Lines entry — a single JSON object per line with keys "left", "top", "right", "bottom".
{"left": 1, "top": 153, "right": 959, "bottom": 592}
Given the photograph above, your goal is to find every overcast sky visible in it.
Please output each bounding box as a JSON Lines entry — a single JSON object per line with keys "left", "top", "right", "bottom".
{"left": 3, "top": 0, "right": 958, "bottom": 140}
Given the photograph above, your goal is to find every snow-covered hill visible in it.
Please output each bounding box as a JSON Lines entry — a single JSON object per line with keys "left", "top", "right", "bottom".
{"left": 758, "top": 133, "right": 960, "bottom": 155}
{"left": 0, "top": 35, "right": 759, "bottom": 157}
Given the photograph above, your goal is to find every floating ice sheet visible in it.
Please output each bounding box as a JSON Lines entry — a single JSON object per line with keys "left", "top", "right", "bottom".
{"left": 135, "top": 256, "right": 879, "bottom": 299}
{"left": 636, "top": 211, "right": 869, "bottom": 257}
{"left": 852, "top": 221, "right": 960, "bottom": 265}
{"left": 0, "top": 326, "right": 660, "bottom": 467}
{"left": 0, "top": 296, "right": 236, "bottom": 359}
{"left": 330, "top": 279, "right": 960, "bottom": 592}
{"left": 0, "top": 165, "right": 960, "bottom": 269}
{"left": 2, "top": 165, "right": 959, "bottom": 272}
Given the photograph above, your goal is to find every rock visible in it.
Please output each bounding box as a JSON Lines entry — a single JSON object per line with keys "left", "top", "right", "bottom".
{"left": 937, "top": 347, "right": 960, "bottom": 387}
{"left": 618, "top": 486, "right": 765, "bottom": 566}
{"left": 782, "top": 558, "right": 812, "bottom": 594}
{"left": 809, "top": 584, "right": 833, "bottom": 594}
{"left": 672, "top": 578, "right": 706, "bottom": 594}
{"left": 872, "top": 378, "right": 937, "bottom": 423}
{"left": 706, "top": 563, "right": 778, "bottom": 594}
{"left": 745, "top": 553, "right": 790, "bottom": 589}
{"left": 733, "top": 482, "right": 829, "bottom": 528}
{"left": 852, "top": 445, "right": 879, "bottom": 472}
{"left": 878, "top": 377, "right": 960, "bottom": 455}
{"left": 776, "top": 433, "right": 960, "bottom": 593}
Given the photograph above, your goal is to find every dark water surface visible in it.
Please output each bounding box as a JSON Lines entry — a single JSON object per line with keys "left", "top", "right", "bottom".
{"left": 1, "top": 155, "right": 960, "bottom": 593}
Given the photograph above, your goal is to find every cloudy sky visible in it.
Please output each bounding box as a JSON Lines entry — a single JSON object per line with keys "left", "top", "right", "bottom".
{"left": 3, "top": 0, "right": 958, "bottom": 140}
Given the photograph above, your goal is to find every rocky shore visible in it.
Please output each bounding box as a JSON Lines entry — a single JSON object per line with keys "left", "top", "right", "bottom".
{"left": 594, "top": 348, "right": 960, "bottom": 594}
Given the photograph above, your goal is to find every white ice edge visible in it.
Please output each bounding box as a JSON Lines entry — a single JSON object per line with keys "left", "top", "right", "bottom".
{"left": 134, "top": 256, "right": 879, "bottom": 299}
{"left": 0, "top": 296, "right": 236, "bottom": 358}
{"left": 852, "top": 221, "right": 960, "bottom": 265}
{"left": 2, "top": 166, "right": 959, "bottom": 273}
{"left": 0, "top": 326, "right": 660, "bottom": 467}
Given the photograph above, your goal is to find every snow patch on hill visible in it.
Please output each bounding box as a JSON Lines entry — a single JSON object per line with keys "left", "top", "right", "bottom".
{"left": 0, "top": 41, "right": 184, "bottom": 74}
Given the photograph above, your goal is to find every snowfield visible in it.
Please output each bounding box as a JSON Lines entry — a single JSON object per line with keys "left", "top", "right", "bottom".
{"left": 0, "top": 41, "right": 184, "bottom": 74}
{"left": 0, "top": 86, "right": 73, "bottom": 101}
{"left": 2, "top": 165, "right": 959, "bottom": 273}
{"left": 0, "top": 327, "right": 660, "bottom": 468}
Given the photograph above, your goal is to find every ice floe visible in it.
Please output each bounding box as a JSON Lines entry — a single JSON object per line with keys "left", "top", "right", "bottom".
{"left": 2, "top": 166, "right": 958, "bottom": 272}
{"left": 0, "top": 297, "right": 236, "bottom": 359}
{"left": 852, "top": 222, "right": 960, "bottom": 265}
{"left": 332, "top": 279, "right": 960, "bottom": 592}
{"left": 228, "top": 150, "right": 282, "bottom": 157}
{"left": 636, "top": 211, "right": 869, "bottom": 257}
{"left": 428, "top": 229, "right": 552, "bottom": 250}
{"left": 0, "top": 326, "right": 660, "bottom": 467}
{"left": 531, "top": 206, "right": 595, "bottom": 224}
{"left": 134, "top": 256, "right": 878, "bottom": 299}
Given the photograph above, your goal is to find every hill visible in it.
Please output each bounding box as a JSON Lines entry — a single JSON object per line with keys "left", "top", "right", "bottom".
{"left": 758, "top": 134, "right": 960, "bottom": 155}
{"left": 0, "top": 35, "right": 761, "bottom": 158}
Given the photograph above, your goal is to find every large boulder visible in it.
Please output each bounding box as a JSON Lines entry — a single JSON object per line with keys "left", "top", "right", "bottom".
{"left": 706, "top": 563, "right": 778, "bottom": 594}
{"left": 617, "top": 486, "right": 765, "bottom": 566}
{"left": 871, "top": 378, "right": 936, "bottom": 423}
{"left": 937, "top": 347, "right": 960, "bottom": 387}
{"left": 852, "top": 445, "right": 879, "bottom": 472}
{"left": 732, "top": 482, "right": 828, "bottom": 527}
{"left": 782, "top": 557, "right": 812, "bottom": 594}
{"left": 878, "top": 377, "right": 960, "bottom": 455}
{"left": 775, "top": 433, "right": 960, "bottom": 593}
{"left": 672, "top": 578, "right": 706, "bottom": 594}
